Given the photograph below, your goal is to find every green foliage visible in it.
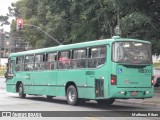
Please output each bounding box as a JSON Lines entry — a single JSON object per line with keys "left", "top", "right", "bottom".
{"left": 9, "top": 0, "right": 160, "bottom": 54}
{"left": 0, "top": 15, "right": 9, "bottom": 27}
{"left": 121, "top": 12, "right": 151, "bottom": 35}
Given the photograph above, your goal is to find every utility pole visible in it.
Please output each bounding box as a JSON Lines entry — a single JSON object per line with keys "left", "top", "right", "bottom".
{"left": 117, "top": 7, "right": 122, "bottom": 36}
{"left": 23, "top": 24, "right": 62, "bottom": 45}
{"left": 0, "top": 32, "right": 4, "bottom": 66}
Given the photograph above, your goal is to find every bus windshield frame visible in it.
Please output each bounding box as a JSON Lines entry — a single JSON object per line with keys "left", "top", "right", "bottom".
{"left": 112, "top": 41, "right": 152, "bottom": 64}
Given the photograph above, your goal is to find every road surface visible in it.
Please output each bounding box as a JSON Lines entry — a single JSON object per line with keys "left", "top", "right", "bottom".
{"left": 0, "top": 77, "right": 159, "bottom": 120}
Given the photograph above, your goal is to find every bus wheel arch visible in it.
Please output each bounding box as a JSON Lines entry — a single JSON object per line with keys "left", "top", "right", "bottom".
{"left": 16, "top": 81, "right": 26, "bottom": 98}
{"left": 16, "top": 81, "right": 22, "bottom": 92}
{"left": 65, "top": 81, "right": 77, "bottom": 96}
{"left": 65, "top": 81, "right": 79, "bottom": 105}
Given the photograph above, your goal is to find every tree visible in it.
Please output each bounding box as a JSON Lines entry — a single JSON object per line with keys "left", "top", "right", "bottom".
{"left": 0, "top": 15, "right": 9, "bottom": 32}
{"left": 9, "top": 0, "right": 160, "bottom": 54}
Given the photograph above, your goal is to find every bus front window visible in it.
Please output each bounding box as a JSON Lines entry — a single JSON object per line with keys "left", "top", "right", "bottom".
{"left": 112, "top": 41, "right": 152, "bottom": 64}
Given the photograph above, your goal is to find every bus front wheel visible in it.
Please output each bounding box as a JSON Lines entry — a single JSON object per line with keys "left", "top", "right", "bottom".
{"left": 67, "top": 85, "right": 78, "bottom": 105}
{"left": 19, "top": 83, "right": 26, "bottom": 98}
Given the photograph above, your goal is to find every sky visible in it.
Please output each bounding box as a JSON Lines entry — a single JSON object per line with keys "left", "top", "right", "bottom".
{"left": 0, "top": 0, "right": 19, "bottom": 32}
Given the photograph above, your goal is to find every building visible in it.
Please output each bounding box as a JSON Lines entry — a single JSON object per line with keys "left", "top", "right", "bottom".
{"left": 0, "top": 32, "right": 31, "bottom": 66}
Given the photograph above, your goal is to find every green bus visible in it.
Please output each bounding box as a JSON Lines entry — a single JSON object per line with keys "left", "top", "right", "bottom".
{"left": 5, "top": 36, "right": 154, "bottom": 105}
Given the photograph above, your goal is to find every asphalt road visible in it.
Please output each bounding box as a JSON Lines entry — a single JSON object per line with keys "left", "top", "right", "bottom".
{"left": 155, "top": 87, "right": 160, "bottom": 93}
{"left": 0, "top": 77, "right": 160, "bottom": 120}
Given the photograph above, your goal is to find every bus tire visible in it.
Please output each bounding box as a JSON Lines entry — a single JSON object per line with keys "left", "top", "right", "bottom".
{"left": 67, "top": 85, "right": 78, "bottom": 105}
{"left": 19, "top": 83, "right": 26, "bottom": 98}
{"left": 97, "top": 98, "right": 115, "bottom": 106}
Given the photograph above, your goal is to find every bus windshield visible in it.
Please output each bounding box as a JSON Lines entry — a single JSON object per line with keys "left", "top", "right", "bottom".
{"left": 112, "top": 41, "right": 152, "bottom": 64}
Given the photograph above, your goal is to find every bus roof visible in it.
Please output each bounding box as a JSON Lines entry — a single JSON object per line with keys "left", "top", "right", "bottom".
{"left": 9, "top": 36, "right": 151, "bottom": 57}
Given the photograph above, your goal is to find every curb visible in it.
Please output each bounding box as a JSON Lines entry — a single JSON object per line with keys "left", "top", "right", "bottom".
{"left": 115, "top": 99, "right": 160, "bottom": 108}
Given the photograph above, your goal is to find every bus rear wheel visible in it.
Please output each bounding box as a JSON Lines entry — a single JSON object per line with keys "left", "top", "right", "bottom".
{"left": 97, "top": 98, "right": 115, "bottom": 106}
{"left": 19, "top": 83, "right": 26, "bottom": 98}
{"left": 67, "top": 85, "right": 78, "bottom": 105}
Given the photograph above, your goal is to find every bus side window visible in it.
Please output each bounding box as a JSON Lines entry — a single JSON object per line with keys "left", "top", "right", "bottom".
{"left": 98, "top": 47, "right": 106, "bottom": 66}
{"left": 71, "top": 49, "right": 86, "bottom": 69}
{"left": 88, "top": 46, "right": 106, "bottom": 68}
{"left": 45, "top": 53, "right": 56, "bottom": 70}
{"left": 16, "top": 57, "right": 19, "bottom": 71}
{"left": 16, "top": 56, "right": 24, "bottom": 71}
{"left": 24, "top": 55, "right": 34, "bottom": 71}
{"left": 88, "top": 48, "right": 98, "bottom": 68}
{"left": 58, "top": 51, "right": 70, "bottom": 69}
{"left": 35, "top": 54, "right": 45, "bottom": 71}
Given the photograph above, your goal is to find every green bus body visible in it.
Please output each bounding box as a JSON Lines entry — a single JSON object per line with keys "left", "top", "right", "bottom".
{"left": 6, "top": 36, "right": 154, "bottom": 105}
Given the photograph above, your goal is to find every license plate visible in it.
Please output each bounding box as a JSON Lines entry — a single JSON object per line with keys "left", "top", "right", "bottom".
{"left": 131, "top": 91, "right": 138, "bottom": 96}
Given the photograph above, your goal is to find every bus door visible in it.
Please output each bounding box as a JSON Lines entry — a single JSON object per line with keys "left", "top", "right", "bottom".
{"left": 6, "top": 58, "right": 16, "bottom": 92}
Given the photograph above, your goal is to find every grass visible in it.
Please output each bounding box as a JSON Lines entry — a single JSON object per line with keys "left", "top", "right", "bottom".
{"left": 0, "top": 65, "right": 6, "bottom": 76}
{"left": 0, "top": 70, "right": 5, "bottom": 76}
{"left": 153, "top": 62, "right": 160, "bottom": 68}
{"left": 0, "top": 69, "right": 6, "bottom": 76}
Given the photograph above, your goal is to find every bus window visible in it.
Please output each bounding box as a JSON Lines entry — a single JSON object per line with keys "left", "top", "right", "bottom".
{"left": 35, "top": 54, "right": 45, "bottom": 70}
{"left": 45, "top": 53, "right": 57, "bottom": 70}
{"left": 6, "top": 59, "right": 14, "bottom": 79}
{"left": 88, "top": 46, "right": 106, "bottom": 68}
{"left": 71, "top": 49, "right": 87, "bottom": 69}
{"left": 16, "top": 56, "right": 24, "bottom": 71}
{"left": 112, "top": 42, "right": 152, "bottom": 64}
{"left": 24, "top": 55, "right": 34, "bottom": 71}
{"left": 58, "top": 51, "right": 70, "bottom": 69}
